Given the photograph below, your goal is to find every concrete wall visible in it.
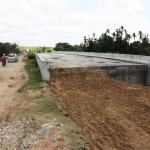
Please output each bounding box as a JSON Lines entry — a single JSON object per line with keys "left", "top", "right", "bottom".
{"left": 54, "top": 52, "right": 150, "bottom": 86}
{"left": 97, "top": 65, "right": 148, "bottom": 86}
{"left": 56, "top": 51, "right": 150, "bottom": 64}
{"left": 36, "top": 52, "right": 150, "bottom": 86}
{"left": 146, "top": 65, "right": 150, "bottom": 85}
{"left": 35, "top": 53, "right": 50, "bottom": 81}
{"left": 82, "top": 53, "right": 150, "bottom": 64}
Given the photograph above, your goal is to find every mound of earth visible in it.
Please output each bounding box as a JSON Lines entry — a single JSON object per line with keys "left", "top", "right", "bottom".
{"left": 51, "top": 68, "right": 150, "bottom": 150}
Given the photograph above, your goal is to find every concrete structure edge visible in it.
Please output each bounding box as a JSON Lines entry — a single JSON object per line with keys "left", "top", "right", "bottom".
{"left": 35, "top": 53, "right": 50, "bottom": 81}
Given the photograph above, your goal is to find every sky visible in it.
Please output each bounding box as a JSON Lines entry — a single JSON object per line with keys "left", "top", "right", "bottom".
{"left": 0, "top": 0, "right": 149, "bottom": 47}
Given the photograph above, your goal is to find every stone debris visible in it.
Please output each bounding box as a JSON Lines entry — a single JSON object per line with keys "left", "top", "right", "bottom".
{"left": 0, "top": 118, "right": 64, "bottom": 150}
{"left": 40, "top": 124, "right": 54, "bottom": 135}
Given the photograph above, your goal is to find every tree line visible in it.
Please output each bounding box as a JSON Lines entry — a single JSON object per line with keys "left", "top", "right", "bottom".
{"left": 54, "top": 42, "right": 82, "bottom": 52}
{"left": 0, "top": 42, "right": 20, "bottom": 56}
{"left": 54, "top": 26, "right": 150, "bottom": 56}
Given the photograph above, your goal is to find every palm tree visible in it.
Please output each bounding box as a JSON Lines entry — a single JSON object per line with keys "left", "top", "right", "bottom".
{"left": 92, "top": 33, "right": 96, "bottom": 40}
{"left": 83, "top": 36, "right": 87, "bottom": 51}
{"left": 112, "top": 32, "right": 116, "bottom": 53}
{"left": 138, "top": 31, "right": 143, "bottom": 42}
{"left": 132, "top": 33, "right": 136, "bottom": 41}
{"left": 121, "top": 26, "right": 124, "bottom": 31}
{"left": 124, "top": 29, "right": 127, "bottom": 38}
{"left": 126, "top": 34, "right": 132, "bottom": 43}
{"left": 116, "top": 29, "right": 120, "bottom": 40}
{"left": 120, "top": 26, "right": 124, "bottom": 39}
{"left": 112, "top": 32, "right": 116, "bottom": 39}
{"left": 106, "top": 29, "right": 110, "bottom": 35}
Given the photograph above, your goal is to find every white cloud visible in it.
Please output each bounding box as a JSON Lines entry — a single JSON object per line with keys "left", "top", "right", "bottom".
{"left": 0, "top": 0, "right": 149, "bottom": 46}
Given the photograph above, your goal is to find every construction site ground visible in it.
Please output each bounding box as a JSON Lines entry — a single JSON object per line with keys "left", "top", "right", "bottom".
{"left": 0, "top": 56, "right": 150, "bottom": 150}
{"left": 51, "top": 68, "right": 150, "bottom": 150}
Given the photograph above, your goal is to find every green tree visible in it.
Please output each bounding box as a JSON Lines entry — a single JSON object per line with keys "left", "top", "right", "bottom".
{"left": 54, "top": 42, "right": 73, "bottom": 51}
{"left": 130, "top": 41, "right": 142, "bottom": 54}
{"left": 0, "top": 42, "right": 19, "bottom": 56}
{"left": 81, "top": 27, "right": 150, "bottom": 55}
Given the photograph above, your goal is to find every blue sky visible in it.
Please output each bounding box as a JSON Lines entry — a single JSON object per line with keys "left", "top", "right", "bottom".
{"left": 0, "top": 0, "right": 149, "bottom": 47}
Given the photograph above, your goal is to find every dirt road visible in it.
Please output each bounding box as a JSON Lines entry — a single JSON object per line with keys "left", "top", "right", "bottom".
{"left": 51, "top": 68, "right": 150, "bottom": 150}
{"left": 0, "top": 55, "right": 27, "bottom": 113}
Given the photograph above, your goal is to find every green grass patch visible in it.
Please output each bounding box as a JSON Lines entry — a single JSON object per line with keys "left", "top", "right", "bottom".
{"left": 18, "top": 58, "right": 60, "bottom": 114}
{"left": 19, "top": 58, "right": 43, "bottom": 91}
{"left": 36, "top": 97, "right": 59, "bottom": 113}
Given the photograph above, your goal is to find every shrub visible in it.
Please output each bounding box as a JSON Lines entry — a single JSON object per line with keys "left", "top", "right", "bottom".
{"left": 28, "top": 53, "right": 35, "bottom": 59}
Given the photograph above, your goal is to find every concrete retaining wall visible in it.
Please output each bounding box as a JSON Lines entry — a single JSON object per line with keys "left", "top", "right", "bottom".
{"left": 97, "top": 65, "right": 148, "bottom": 86}
{"left": 35, "top": 53, "right": 50, "bottom": 81}
{"left": 81, "top": 53, "right": 150, "bottom": 64}
{"left": 36, "top": 52, "right": 150, "bottom": 86}
{"left": 53, "top": 52, "right": 150, "bottom": 86}
{"left": 56, "top": 51, "right": 150, "bottom": 64}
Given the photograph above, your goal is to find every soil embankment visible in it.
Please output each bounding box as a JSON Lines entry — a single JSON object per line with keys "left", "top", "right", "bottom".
{"left": 51, "top": 68, "right": 150, "bottom": 150}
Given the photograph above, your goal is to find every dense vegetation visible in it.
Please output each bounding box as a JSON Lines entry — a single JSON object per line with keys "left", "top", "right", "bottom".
{"left": 54, "top": 26, "right": 150, "bottom": 56}
{"left": 0, "top": 42, "right": 20, "bottom": 56}
{"left": 54, "top": 42, "right": 82, "bottom": 52}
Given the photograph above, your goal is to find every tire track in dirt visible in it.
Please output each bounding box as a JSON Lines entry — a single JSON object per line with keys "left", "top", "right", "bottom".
{"left": 0, "top": 56, "right": 28, "bottom": 112}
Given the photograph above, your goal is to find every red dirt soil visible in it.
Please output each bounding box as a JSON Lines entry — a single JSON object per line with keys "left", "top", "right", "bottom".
{"left": 51, "top": 68, "right": 150, "bottom": 150}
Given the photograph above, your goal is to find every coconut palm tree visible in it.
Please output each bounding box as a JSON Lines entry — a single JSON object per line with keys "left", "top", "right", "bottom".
{"left": 120, "top": 26, "right": 124, "bottom": 39}
{"left": 115, "top": 29, "right": 120, "bottom": 40}
{"left": 132, "top": 33, "right": 136, "bottom": 41}
{"left": 106, "top": 29, "right": 110, "bottom": 35}
{"left": 138, "top": 31, "right": 143, "bottom": 42}
{"left": 124, "top": 29, "right": 127, "bottom": 38}
{"left": 112, "top": 32, "right": 116, "bottom": 53}
{"left": 126, "top": 34, "right": 132, "bottom": 43}
{"left": 92, "top": 33, "right": 96, "bottom": 40}
{"left": 83, "top": 36, "right": 87, "bottom": 51}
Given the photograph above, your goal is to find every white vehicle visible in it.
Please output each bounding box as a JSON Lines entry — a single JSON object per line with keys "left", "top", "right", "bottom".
{"left": 8, "top": 53, "right": 18, "bottom": 62}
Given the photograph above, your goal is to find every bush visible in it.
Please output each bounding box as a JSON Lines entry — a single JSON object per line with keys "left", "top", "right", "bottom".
{"left": 140, "top": 47, "right": 150, "bottom": 56}
{"left": 27, "top": 53, "right": 35, "bottom": 59}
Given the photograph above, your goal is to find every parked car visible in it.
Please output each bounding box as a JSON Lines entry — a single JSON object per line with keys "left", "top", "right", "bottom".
{"left": 8, "top": 53, "right": 18, "bottom": 62}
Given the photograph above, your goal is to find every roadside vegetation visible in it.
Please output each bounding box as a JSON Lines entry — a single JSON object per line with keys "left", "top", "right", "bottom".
{"left": 0, "top": 42, "right": 20, "bottom": 56}
{"left": 19, "top": 57, "right": 64, "bottom": 118}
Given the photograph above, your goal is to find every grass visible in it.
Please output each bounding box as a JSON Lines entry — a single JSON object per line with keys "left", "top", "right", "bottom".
{"left": 17, "top": 58, "right": 60, "bottom": 115}
{"left": 37, "top": 97, "right": 59, "bottom": 113}
{"left": 19, "top": 59, "right": 43, "bottom": 91}
{"left": 14, "top": 58, "right": 89, "bottom": 150}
